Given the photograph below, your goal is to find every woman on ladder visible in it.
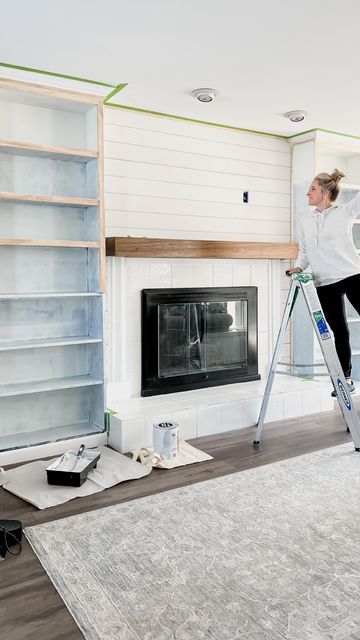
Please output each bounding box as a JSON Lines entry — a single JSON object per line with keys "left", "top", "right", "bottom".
{"left": 287, "top": 169, "right": 360, "bottom": 395}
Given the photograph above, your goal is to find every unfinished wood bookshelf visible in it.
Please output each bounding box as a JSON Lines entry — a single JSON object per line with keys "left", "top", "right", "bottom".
{"left": 0, "top": 78, "right": 107, "bottom": 462}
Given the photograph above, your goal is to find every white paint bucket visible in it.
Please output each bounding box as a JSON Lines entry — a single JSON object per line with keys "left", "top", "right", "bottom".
{"left": 153, "top": 421, "right": 179, "bottom": 459}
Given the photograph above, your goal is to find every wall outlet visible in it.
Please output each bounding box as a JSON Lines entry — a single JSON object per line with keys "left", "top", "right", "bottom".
{"left": 243, "top": 191, "right": 249, "bottom": 203}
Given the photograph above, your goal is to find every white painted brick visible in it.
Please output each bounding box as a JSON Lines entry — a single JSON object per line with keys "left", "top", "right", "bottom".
{"left": 232, "top": 264, "right": 251, "bottom": 286}
{"left": 126, "top": 341, "right": 141, "bottom": 367}
{"left": 172, "top": 408, "right": 197, "bottom": 440}
{"left": 240, "top": 397, "right": 262, "bottom": 428}
{"left": 213, "top": 263, "right": 233, "bottom": 287}
{"left": 251, "top": 262, "right": 269, "bottom": 285}
{"left": 126, "top": 314, "right": 141, "bottom": 344}
{"left": 302, "top": 389, "right": 321, "bottom": 415}
{"left": 194, "top": 263, "right": 214, "bottom": 287}
{"left": 283, "top": 391, "right": 303, "bottom": 419}
{"left": 128, "top": 369, "right": 142, "bottom": 397}
{"left": 149, "top": 263, "right": 172, "bottom": 287}
{"left": 197, "top": 405, "right": 221, "bottom": 436}
{"left": 220, "top": 402, "right": 243, "bottom": 432}
{"left": 127, "top": 262, "right": 150, "bottom": 290}
{"left": 258, "top": 331, "right": 269, "bottom": 355}
{"left": 320, "top": 387, "right": 335, "bottom": 412}
{"left": 264, "top": 394, "right": 284, "bottom": 423}
{"left": 108, "top": 416, "right": 146, "bottom": 453}
{"left": 127, "top": 291, "right": 141, "bottom": 317}
{"left": 122, "top": 419, "right": 146, "bottom": 453}
{"left": 171, "top": 264, "right": 194, "bottom": 288}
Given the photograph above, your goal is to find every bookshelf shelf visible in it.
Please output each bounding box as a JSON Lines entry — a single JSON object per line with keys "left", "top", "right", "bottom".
{"left": 0, "top": 139, "right": 98, "bottom": 162}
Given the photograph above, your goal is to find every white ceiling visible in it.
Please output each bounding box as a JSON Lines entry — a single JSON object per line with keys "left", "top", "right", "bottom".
{"left": 1, "top": 0, "right": 360, "bottom": 137}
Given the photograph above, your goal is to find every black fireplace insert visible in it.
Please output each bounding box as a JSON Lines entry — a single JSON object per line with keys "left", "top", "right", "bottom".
{"left": 141, "top": 287, "right": 259, "bottom": 396}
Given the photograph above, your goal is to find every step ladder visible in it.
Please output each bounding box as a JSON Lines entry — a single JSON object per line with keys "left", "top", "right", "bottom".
{"left": 253, "top": 272, "right": 360, "bottom": 450}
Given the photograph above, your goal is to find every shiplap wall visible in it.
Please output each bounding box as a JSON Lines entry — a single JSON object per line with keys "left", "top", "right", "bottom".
{"left": 103, "top": 108, "right": 292, "bottom": 386}
{"left": 103, "top": 107, "right": 291, "bottom": 242}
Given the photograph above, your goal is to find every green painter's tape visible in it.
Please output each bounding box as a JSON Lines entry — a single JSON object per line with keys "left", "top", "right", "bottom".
{"left": 0, "top": 60, "right": 115, "bottom": 88}
{"left": 106, "top": 408, "right": 118, "bottom": 436}
{"left": 315, "top": 127, "right": 360, "bottom": 142}
{"left": 103, "top": 84, "right": 128, "bottom": 103}
{"left": 292, "top": 273, "right": 314, "bottom": 283}
{"left": 105, "top": 102, "right": 289, "bottom": 140}
{"left": 288, "top": 128, "right": 318, "bottom": 139}
{"left": 289, "top": 127, "right": 360, "bottom": 142}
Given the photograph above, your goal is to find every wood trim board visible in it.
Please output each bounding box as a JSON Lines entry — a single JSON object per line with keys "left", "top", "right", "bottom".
{"left": 106, "top": 237, "right": 298, "bottom": 259}
{"left": 0, "top": 77, "right": 103, "bottom": 103}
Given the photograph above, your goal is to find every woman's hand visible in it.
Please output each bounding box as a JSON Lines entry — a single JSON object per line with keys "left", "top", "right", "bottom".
{"left": 285, "top": 267, "right": 302, "bottom": 276}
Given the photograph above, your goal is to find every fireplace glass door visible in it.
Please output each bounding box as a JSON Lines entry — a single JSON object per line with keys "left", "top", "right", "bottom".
{"left": 142, "top": 287, "right": 259, "bottom": 396}
{"left": 158, "top": 301, "right": 248, "bottom": 377}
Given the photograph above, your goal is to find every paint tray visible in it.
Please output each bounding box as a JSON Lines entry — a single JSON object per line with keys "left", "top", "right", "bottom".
{"left": 46, "top": 450, "right": 100, "bottom": 487}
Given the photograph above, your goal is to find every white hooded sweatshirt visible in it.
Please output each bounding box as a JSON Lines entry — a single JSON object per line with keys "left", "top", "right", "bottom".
{"left": 295, "top": 191, "right": 360, "bottom": 287}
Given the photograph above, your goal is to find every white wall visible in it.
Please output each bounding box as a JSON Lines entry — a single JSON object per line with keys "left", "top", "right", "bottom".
{"left": 103, "top": 107, "right": 291, "bottom": 242}
{"left": 103, "top": 107, "right": 292, "bottom": 397}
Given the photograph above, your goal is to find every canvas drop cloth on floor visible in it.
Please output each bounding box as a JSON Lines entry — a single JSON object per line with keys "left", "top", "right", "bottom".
{"left": 2, "top": 442, "right": 212, "bottom": 510}
{"left": 133, "top": 440, "right": 213, "bottom": 468}
{"left": 2, "top": 446, "right": 152, "bottom": 509}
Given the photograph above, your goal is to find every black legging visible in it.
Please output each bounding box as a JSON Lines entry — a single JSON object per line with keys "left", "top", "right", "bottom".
{"left": 316, "top": 273, "right": 360, "bottom": 378}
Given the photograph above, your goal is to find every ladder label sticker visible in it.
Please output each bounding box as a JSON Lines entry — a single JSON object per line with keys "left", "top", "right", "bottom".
{"left": 313, "top": 311, "right": 331, "bottom": 340}
{"left": 337, "top": 379, "right": 352, "bottom": 411}
{"left": 304, "top": 282, "right": 321, "bottom": 311}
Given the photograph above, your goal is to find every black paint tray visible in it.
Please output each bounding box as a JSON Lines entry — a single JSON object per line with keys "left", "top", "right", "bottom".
{"left": 46, "top": 450, "right": 100, "bottom": 487}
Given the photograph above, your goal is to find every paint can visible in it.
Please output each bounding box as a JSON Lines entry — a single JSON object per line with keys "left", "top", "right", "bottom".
{"left": 153, "top": 421, "right": 179, "bottom": 459}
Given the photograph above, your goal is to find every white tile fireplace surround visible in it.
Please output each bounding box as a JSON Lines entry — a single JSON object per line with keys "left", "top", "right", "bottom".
{"left": 105, "top": 256, "right": 334, "bottom": 453}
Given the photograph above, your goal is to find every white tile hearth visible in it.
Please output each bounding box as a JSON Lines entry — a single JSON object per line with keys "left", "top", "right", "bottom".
{"left": 197, "top": 405, "right": 221, "bottom": 437}
{"left": 283, "top": 391, "right": 303, "bottom": 420}
{"left": 108, "top": 377, "right": 335, "bottom": 453}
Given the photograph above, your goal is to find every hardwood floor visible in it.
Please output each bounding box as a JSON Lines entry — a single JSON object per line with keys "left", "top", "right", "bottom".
{"left": 0, "top": 403, "right": 356, "bottom": 640}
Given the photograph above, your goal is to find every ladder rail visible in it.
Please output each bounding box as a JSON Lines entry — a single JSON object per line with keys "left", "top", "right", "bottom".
{"left": 253, "top": 280, "right": 298, "bottom": 444}
{"left": 299, "top": 278, "right": 360, "bottom": 449}
{"left": 254, "top": 273, "right": 360, "bottom": 450}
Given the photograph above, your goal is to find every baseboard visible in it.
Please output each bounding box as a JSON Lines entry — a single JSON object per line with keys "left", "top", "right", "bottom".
{"left": 1, "top": 432, "right": 108, "bottom": 467}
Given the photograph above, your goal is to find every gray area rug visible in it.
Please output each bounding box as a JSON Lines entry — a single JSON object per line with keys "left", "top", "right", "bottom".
{"left": 25, "top": 443, "right": 360, "bottom": 640}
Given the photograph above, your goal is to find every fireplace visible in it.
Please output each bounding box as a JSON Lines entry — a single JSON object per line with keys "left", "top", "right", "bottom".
{"left": 141, "top": 287, "right": 259, "bottom": 396}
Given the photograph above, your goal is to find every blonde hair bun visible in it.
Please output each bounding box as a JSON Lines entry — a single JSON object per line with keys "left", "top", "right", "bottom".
{"left": 330, "top": 168, "right": 346, "bottom": 183}
{"left": 314, "top": 169, "right": 345, "bottom": 202}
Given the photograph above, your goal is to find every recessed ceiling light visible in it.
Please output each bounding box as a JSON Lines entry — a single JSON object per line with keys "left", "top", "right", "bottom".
{"left": 283, "top": 110, "right": 307, "bottom": 123}
{"left": 192, "top": 88, "right": 216, "bottom": 102}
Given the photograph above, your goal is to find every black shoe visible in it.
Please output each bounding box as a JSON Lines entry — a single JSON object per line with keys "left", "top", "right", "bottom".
{"left": 331, "top": 380, "right": 356, "bottom": 397}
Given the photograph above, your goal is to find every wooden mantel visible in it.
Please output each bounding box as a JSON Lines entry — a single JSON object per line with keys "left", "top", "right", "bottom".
{"left": 106, "top": 237, "right": 298, "bottom": 260}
